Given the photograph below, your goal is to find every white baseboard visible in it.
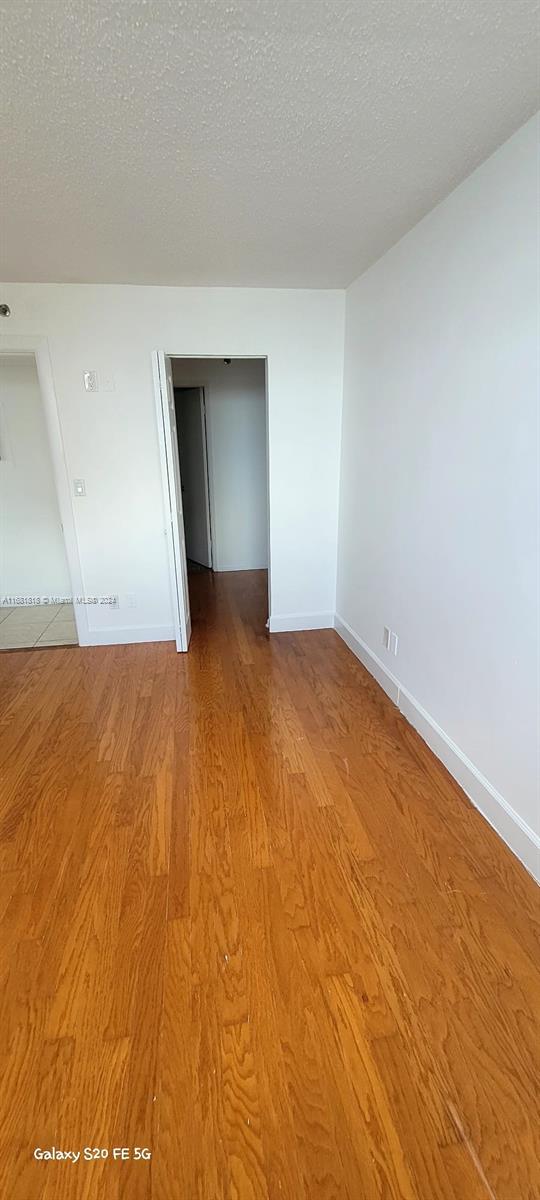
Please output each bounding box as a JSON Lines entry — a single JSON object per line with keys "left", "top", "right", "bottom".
{"left": 80, "top": 624, "right": 175, "bottom": 647}
{"left": 334, "top": 614, "right": 540, "bottom": 884}
{"left": 269, "top": 612, "right": 335, "bottom": 633}
{"left": 215, "top": 564, "right": 268, "bottom": 573}
{"left": 334, "top": 615, "right": 400, "bottom": 704}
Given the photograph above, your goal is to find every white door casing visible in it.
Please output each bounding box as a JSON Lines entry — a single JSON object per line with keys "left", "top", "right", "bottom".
{"left": 152, "top": 350, "right": 191, "bottom": 652}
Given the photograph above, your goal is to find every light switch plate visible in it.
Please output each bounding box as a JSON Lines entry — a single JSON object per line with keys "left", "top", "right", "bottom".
{"left": 83, "top": 370, "right": 98, "bottom": 392}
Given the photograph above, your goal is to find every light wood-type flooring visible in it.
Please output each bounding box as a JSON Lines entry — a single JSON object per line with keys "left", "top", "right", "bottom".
{"left": 0, "top": 569, "right": 538, "bottom": 1200}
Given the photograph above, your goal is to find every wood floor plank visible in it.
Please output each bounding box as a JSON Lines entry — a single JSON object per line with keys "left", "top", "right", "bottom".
{"left": 0, "top": 568, "right": 538, "bottom": 1200}
{"left": 151, "top": 918, "right": 196, "bottom": 1199}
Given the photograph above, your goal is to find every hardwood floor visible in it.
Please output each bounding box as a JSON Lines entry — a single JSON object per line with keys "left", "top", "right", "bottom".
{"left": 0, "top": 568, "right": 538, "bottom": 1200}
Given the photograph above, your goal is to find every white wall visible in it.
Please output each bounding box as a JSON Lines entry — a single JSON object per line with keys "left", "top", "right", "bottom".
{"left": 0, "top": 354, "right": 71, "bottom": 600}
{"left": 0, "top": 286, "right": 344, "bottom": 638}
{"left": 172, "top": 358, "right": 268, "bottom": 572}
{"left": 336, "top": 114, "right": 539, "bottom": 878}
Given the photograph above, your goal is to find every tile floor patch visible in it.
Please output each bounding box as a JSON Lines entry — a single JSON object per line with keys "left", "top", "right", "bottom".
{"left": 0, "top": 604, "right": 78, "bottom": 650}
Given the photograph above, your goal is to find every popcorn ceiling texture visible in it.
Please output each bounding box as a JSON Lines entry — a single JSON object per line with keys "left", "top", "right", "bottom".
{"left": 1, "top": 0, "right": 538, "bottom": 287}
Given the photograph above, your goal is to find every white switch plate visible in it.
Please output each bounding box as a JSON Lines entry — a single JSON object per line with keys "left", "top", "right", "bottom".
{"left": 83, "top": 370, "right": 98, "bottom": 392}
{"left": 384, "top": 625, "right": 399, "bottom": 655}
{"left": 73, "top": 478, "right": 86, "bottom": 496}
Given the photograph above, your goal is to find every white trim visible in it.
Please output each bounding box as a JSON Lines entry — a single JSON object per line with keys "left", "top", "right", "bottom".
{"left": 199, "top": 386, "right": 213, "bottom": 568}
{"left": 334, "top": 612, "right": 540, "bottom": 884}
{"left": 217, "top": 563, "right": 269, "bottom": 573}
{"left": 398, "top": 688, "right": 540, "bottom": 883}
{"left": 0, "top": 334, "right": 89, "bottom": 647}
{"left": 80, "top": 624, "right": 175, "bottom": 646}
{"left": 264, "top": 357, "right": 273, "bottom": 619}
{"left": 334, "top": 615, "right": 400, "bottom": 703}
{"left": 152, "top": 351, "right": 191, "bottom": 651}
{"left": 200, "top": 381, "right": 220, "bottom": 570}
{"left": 269, "top": 612, "right": 334, "bottom": 633}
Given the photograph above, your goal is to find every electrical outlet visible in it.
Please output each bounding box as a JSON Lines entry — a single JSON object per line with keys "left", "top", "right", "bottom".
{"left": 73, "top": 478, "right": 86, "bottom": 496}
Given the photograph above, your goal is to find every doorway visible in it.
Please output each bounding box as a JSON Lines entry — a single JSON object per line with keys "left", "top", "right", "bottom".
{"left": 153, "top": 353, "right": 270, "bottom": 651}
{"left": 0, "top": 349, "right": 80, "bottom": 650}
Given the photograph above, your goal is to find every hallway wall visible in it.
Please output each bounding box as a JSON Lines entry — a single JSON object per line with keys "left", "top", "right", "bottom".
{"left": 173, "top": 359, "right": 268, "bottom": 572}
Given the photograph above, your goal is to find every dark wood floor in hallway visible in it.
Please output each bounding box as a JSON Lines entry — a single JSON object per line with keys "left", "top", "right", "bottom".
{"left": 0, "top": 569, "right": 538, "bottom": 1200}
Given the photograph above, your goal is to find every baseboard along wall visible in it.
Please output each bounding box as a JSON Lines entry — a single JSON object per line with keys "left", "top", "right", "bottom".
{"left": 334, "top": 614, "right": 540, "bottom": 884}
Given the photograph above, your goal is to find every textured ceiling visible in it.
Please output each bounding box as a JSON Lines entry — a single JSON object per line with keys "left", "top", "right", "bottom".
{"left": 1, "top": 0, "right": 538, "bottom": 287}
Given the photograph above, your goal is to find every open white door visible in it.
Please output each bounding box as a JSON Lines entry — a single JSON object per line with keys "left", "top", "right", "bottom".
{"left": 153, "top": 351, "right": 191, "bottom": 652}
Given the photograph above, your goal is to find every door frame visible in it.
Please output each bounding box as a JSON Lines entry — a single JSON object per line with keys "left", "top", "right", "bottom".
{"left": 0, "top": 333, "right": 88, "bottom": 645}
{"left": 152, "top": 352, "right": 272, "bottom": 647}
{"left": 152, "top": 351, "right": 191, "bottom": 651}
{"left": 174, "top": 385, "right": 213, "bottom": 570}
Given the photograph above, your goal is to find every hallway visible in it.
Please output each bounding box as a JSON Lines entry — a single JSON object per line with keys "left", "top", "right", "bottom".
{"left": 0, "top": 570, "right": 538, "bottom": 1199}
